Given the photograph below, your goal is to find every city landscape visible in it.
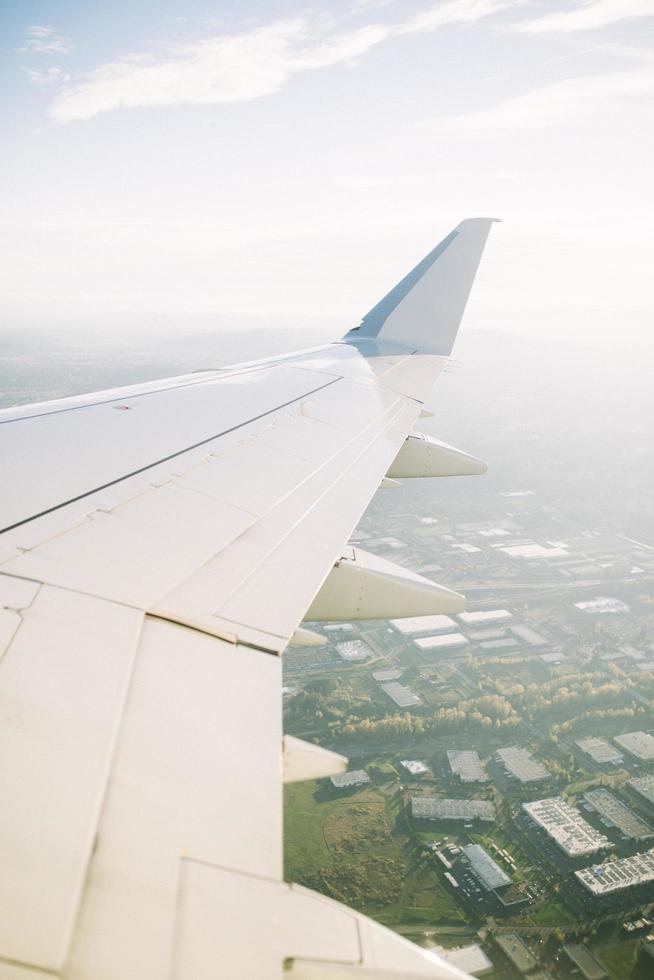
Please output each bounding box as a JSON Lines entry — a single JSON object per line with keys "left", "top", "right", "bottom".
{"left": 284, "top": 489, "right": 654, "bottom": 979}
{"left": 282, "top": 329, "right": 654, "bottom": 980}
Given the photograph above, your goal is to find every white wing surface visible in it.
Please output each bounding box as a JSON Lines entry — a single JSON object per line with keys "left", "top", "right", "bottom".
{"left": 0, "top": 218, "right": 496, "bottom": 980}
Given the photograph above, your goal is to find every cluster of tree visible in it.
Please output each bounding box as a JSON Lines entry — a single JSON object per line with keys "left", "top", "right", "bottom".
{"left": 551, "top": 704, "right": 646, "bottom": 735}
{"left": 338, "top": 694, "right": 520, "bottom": 738}
{"left": 512, "top": 673, "right": 633, "bottom": 722}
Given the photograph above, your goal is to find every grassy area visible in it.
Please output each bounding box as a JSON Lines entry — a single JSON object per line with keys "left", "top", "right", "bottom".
{"left": 284, "top": 779, "right": 466, "bottom": 927}
{"left": 528, "top": 899, "right": 570, "bottom": 925}
{"left": 284, "top": 780, "right": 341, "bottom": 877}
{"left": 598, "top": 940, "right": 640, "bottom": 980}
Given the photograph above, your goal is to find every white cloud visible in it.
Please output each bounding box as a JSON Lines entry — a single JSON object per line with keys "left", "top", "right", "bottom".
{"left": 21, "top": 25, "right": 73, "bottom": 55}
{"left": 425, "top": 65, "right": 654, "bottom": 130}
{"left": 518, "top": 0, "right": 654, "bottom": 35}
{"left": 24, "top": 66, "right": 70, "bottom": 86}
{"left": 49, "top": 1, "right": 521, "bottom": 123}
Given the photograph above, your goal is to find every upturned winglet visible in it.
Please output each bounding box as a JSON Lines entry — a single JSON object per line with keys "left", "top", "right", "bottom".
{"left": 344, "top": 217, "right": 499, "bottom": 356}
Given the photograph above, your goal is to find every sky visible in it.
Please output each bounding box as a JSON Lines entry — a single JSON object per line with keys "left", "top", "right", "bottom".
{"left": 1, "top": 0, "right": 653, "bottom": 345}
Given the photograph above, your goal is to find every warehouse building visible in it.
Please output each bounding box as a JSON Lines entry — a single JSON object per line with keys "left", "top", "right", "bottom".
{"left": 401, "top": 760, "right": 429, "bottom": 776}
{"left": 414, "top": 633, "right": 468, "bottom": 651}
{"left": 462, "top": 844, "right": 511, "bottom": 891}
{"left": 458, "top": 609, "right": 512, "bottom": 626}
{"left": 381, "top": 681, "right": 421, "bottom": 708}
{"left": 583, "top": 788, "right": 653, "bottom": 840}
{"left": 496, "top": 746, "right": 550, "bottom": 783}
{"left": 575, "top": 846, "right": 654, "bottom": 896}
{"left": 390, "top": 614, "right": 456, "bottom": 635}
{"left": 330, "top": 770, "right": 370, "bottom": 789}
{"left": 614, "top": 731, "right": 654, "bottom": 761}
{"left": 448, "top": 750, "right": 487, "bottom": 783}
{"left": 411, "top": 798, "right": 494, "bottom": 822}
{"left": 629, "top": 774, "right": 654, "bottom": 808}
{"left": 432, "top": 944, "right": 493, "bottom": 977}
{"left": 510, "top": 624, "right": 548, "bottom": 646}
{"left": 562, "top": 944, "right": 607, "bottom": 980}
{"left": 494, "top": 934, "right": 538, "bottom": 974}
{"left": 576, "top": 736, "right": 624, "bottom": 766}
{"left": 336, "top": 639, "right": 371, "bottom": 662}
{"left": 523, "top": 798, "right": 609, "bottom": 857}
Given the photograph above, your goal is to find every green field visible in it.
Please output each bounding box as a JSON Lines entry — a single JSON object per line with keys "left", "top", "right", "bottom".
{"left": 284, "top": 780, "right": 465, "bottom": 926}
{"left": 597, "top": 940, "right": 640, "bottom": 980}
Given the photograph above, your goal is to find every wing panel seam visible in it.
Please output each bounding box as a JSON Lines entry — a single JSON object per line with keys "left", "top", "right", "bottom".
{"left": 0, "top": 376, "right": 342, "bottom": 536}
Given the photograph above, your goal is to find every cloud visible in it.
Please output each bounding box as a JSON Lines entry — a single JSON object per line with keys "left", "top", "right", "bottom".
{"left": 24, "top": 66, "right": 70, "bottom": 86}
{"left": 518, "top": 0, "right": 654, "bottom": 35}
{"left": 425, "top": 65, "right": 654, "bottom": 130}
{"left": 21, "top": 25, "right": 73, "bottom": 55}
{"left": 49, "top": 0, "right": 520, "bottom": 122}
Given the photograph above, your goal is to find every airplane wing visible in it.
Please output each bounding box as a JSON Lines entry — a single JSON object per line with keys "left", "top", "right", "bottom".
{"left": 0, "top": 218, "right": 496, "bottom": 980}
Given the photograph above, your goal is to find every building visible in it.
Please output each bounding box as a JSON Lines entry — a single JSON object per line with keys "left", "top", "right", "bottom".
{"left": 336, "top": 639, "right": 370, "bottom": 662}
{"left": 411, "top": 798, "right": 494, "bottom": 822}
{"left": 447, "top": 750, "right": 487, "bottom": 783}
{"left": 390, "top": 614, "right": 456, "bottom": 635}
{"left": 432, "top": 944, "right": 493, "bottom": 977}
{"left": 576, "top": 736, "right": 623, "bottom": 766}
{"left": 575, "top": 846, "right": 654, "bottom": 896}
{"left": 372, "top": 668, "right": 402, "bottom": 682}
{"left": 400, "top": 760, "right": 428, "bottom": 776}
{"left": 629, "top": 774, "right": 654, "bottom": 808}
{"left": 330, "top": 770, "right": 370, "bottom": 790}
{"left": 614, "top": 731, "right": 654, "bottom": 761}
{"left": 494, "top": 934, "right": 538, "bottom": 974}
{"left": 462, "top": 844, "right": 511, "bottom": 890}
{"left": 501, "top": 543, "right": 569, "bottom": 559}
{"left": 458, "top": 609, "right": 512, "bottom": 626}
{"left": 380, "top": 681, "right": 421, "bottom": 708}
{"left": 574, "top": 597, "right": 629, "bottom": 614}
{"left": 522, "top": 798, "right": 610, "bottom": 857}
{"left": 562, "top": 944, "right": 607, "bottom": 980}
{"left": 414, "top": 633, "right": 468, "bottom": 651}
{"left": 479, "top": 638, "right": 520, "bottom": 651}
{"left": 510, "top": 624, "right": 548, "bottom": 646}
{"left": 583, "top": 788, "right": 653, "bottom": 840}
{"left": 496, "top": 746, "right": 550, "bottom": 783}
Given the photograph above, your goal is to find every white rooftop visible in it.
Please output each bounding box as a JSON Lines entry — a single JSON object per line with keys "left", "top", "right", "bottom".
{"left": 372, "top": 668, "right": 402, "bottom": 682}
{"left": 390, "top": 614, "right": 456, "bottom": 635}
{"left": 575, "top": 597, "right": 630, "bottom": 614}
{"left": 448, "top": 750, "right": 487, "bottom": 783}
{"left": 501, "top": 543, "right": 569, "bottom": 558}
{"left": 629, "top": 774, "right": 654, "bottom": 807}
{"left": 412, "top": 797, "right": 495, "bottom": 822}
{"left": 576, "top": 737, "right": 623, "bottom": 765}
{"left": 381, "top": 682, "right": 421, "bottom": 708}
{"left": 584, "top": 789, "right": 653, "bottom": 840}
{"left": 336, "top": 639, "right": 370, "bottom": 662}
{"left": 433, "top": 944, "right": 493, "bottom": 976}
{"left": 458, "top": 609, "right": 512, "bottom": 625}
{"left": 496, "top": 746, "right": 550, "bottom": 783}
{"left": 463, "top": 844, "right": 511, "bottom": 890}
{"left": 614, "top": 731, "right": 654, "bottom": 761}
{"left": 576, "top": 847, "right": 654, "bottom": 896}
{"left": 401, "top": 760, "right": 428, "bottom": 775}
{"left": 414, "top": 632, "right": 468, "bottom": 650}
{"left": 523, "top": 797, "right": 609, "bottom": 857}
{"left": 330, "top": 769, "right": 370, "bottom": 789}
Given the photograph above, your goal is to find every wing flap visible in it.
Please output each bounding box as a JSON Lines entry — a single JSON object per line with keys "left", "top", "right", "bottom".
{"left": 0, "top": 582, "right": 142, "bottom": 972}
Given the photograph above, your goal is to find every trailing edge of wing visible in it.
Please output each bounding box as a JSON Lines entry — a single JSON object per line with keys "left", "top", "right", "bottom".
{"left": 344, "top": 217, "right": 498, "bottom": 356}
